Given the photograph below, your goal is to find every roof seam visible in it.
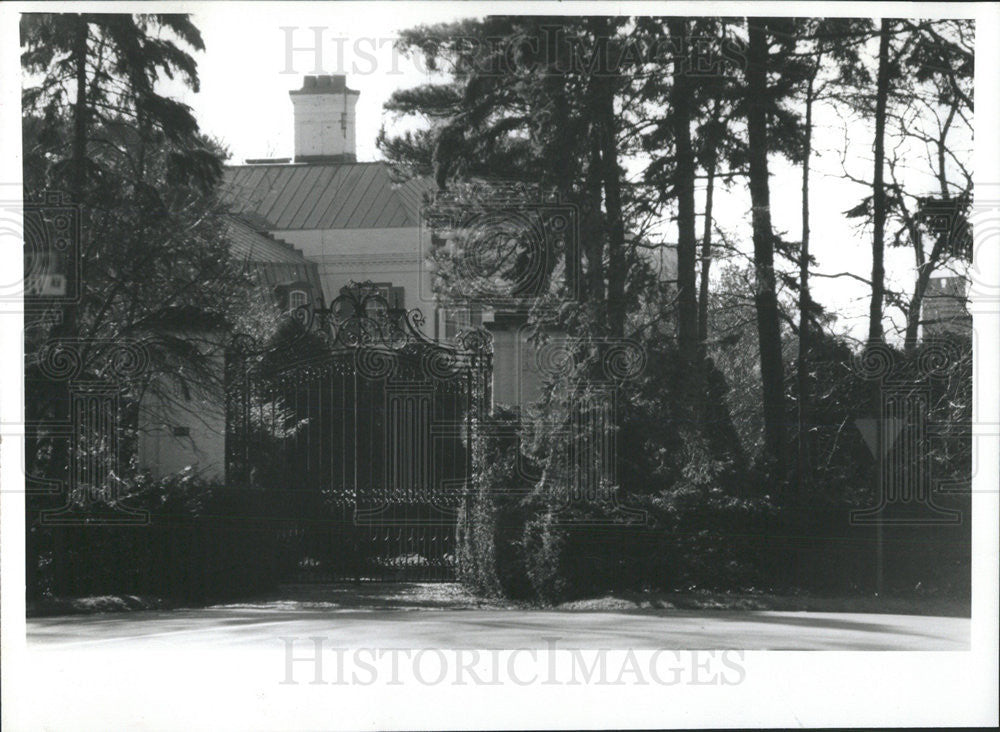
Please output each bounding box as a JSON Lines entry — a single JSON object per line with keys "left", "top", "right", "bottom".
{"left": 222, "top": 162, "right": 431, "bottom": 230}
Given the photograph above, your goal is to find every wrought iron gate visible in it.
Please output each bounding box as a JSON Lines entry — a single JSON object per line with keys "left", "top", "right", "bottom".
{"left": 226, "top": 283, "right": 491, "bottom": 582}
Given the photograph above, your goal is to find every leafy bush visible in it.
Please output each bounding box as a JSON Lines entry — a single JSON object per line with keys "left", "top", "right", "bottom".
{"left": 522, "top": 512, "right": 569, "bottom": 604}
{"left": 27, "top": 468, "right": 280, "bottom": 604}
{"left": 457, "top": 407, "right": 535, "bottom": 599}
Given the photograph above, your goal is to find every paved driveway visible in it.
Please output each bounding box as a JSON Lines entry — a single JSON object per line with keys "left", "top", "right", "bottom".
{"left": 14, "top": 587, "right": 972, "bottom": 730}
{"left": 27, "top": 583, "right": 968, "bottom": 651}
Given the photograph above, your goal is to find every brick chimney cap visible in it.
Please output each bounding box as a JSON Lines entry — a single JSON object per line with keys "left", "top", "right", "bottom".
{"left": 290, "top": 74, "right": 359, "bottom": 96}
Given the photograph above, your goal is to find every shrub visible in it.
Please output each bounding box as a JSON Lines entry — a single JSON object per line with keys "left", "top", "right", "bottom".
{"left": 457, "top": 407, "right": 535, "bottom": 599}
{"left": 522, "top": 512, "right": 569, "bottom": 604}
{"left": 27, "top": 468, "right": 280, "bottom": 604}
{"left": 456, "top": 333, "right": 972, "bottom": 603}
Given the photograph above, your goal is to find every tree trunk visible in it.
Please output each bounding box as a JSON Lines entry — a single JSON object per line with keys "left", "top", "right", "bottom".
{"left": 698, "top": 96, "right": 722, "bottom": 343}
{"left": 71, "top": 15, "right": 88, "bottom": 207}
{"left": 668, "top": 18, "right": 699, "bottom": 361}
{"left": 58, "top": 13, "right": 89, "bottom": 340}
{"left": 904, "top": 231, "right": 945, "bottom": 352}
{"left": 597, "top": 78, "right": 627, "bottom": 338}
{"left": 797, "top": 60, "right": 818, "bottom": 494}
{"left": 869, "top": 19, "right": 892, "bottom": 344}
{"left": 904, "top": 267, "right": 931, "bottom": 351}
{"left": 585, "top": 131, "right": 607, "bottom": 305}
{"left": 543, "top": 71, "right": 579, "bottom": 299}
{"left": 746, "top": 18, "right": 787, "bottom": 475}
{"left": 43, "top": 16, "right": 91, "bottom": 588}
{"left": 697, "top": 157, "right": 717, "bottom": 343}
{"left": 868, "top": 20, "right": 894, "bottom": 599}
{"left": 589, "top": 17, "right": 627, "bottom": 337}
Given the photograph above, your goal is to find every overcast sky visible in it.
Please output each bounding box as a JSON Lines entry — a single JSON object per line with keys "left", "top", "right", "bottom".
{"left": 177, "top": 5, "right": 969, "bottom": 342}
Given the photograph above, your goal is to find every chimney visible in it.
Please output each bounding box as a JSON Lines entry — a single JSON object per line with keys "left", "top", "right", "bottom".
{"left": 289, "top": 75, "right": 359, "bottom": 163}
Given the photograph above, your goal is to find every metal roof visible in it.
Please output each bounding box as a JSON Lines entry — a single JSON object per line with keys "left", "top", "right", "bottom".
{"left": 248, "top": 261, "right": 322, "bottom": 293}
{"left": 222, "top": 162, "right": 433, "bottom": 231}
{"left": 223, "top": 216, "right": 324, "bottom": 298}
{"left": 224, "top": 215, "right": 309, "bottom": 264}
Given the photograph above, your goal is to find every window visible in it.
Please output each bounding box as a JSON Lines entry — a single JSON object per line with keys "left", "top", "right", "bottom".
{"left": 341, "top": 283, "right": 403, "bottom": 317}
{"left": 288, "top": 289, "right": 309, "bottom": 310}
{"left": 365, "top": 285, "right": 390, "bottom": 317}
{"left": 445, "top": 306, "right": 482, "bottom": 337}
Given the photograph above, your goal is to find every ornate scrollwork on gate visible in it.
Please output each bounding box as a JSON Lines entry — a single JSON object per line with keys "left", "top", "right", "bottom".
{"left": 225, "top": 281, "right": 493, "bottom": 521}
{"left": 228, "top": 280, "right": 492, "bottom": 365}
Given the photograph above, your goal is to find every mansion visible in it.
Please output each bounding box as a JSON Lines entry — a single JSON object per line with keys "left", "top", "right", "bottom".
{"left": 138, "top": 74, "right": 543, "bottom": 480}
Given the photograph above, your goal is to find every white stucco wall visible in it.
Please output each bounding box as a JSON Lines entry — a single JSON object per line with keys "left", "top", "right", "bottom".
{"left": 278, "top": 226, "right": 551, "bottom": 408}
{"left": 137, "top": 336, "right": 226, "bottom": 482}
{"left": 489, "top": 323, "right": 543, "bottom": 411}
{"left": 273, "top": 227, "right": 434, "bottom": 315}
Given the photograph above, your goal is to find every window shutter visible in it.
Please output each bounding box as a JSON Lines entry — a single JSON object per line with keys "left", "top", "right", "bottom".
{"left": 390, "top": 286, "right": 405, "bottom": 309}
